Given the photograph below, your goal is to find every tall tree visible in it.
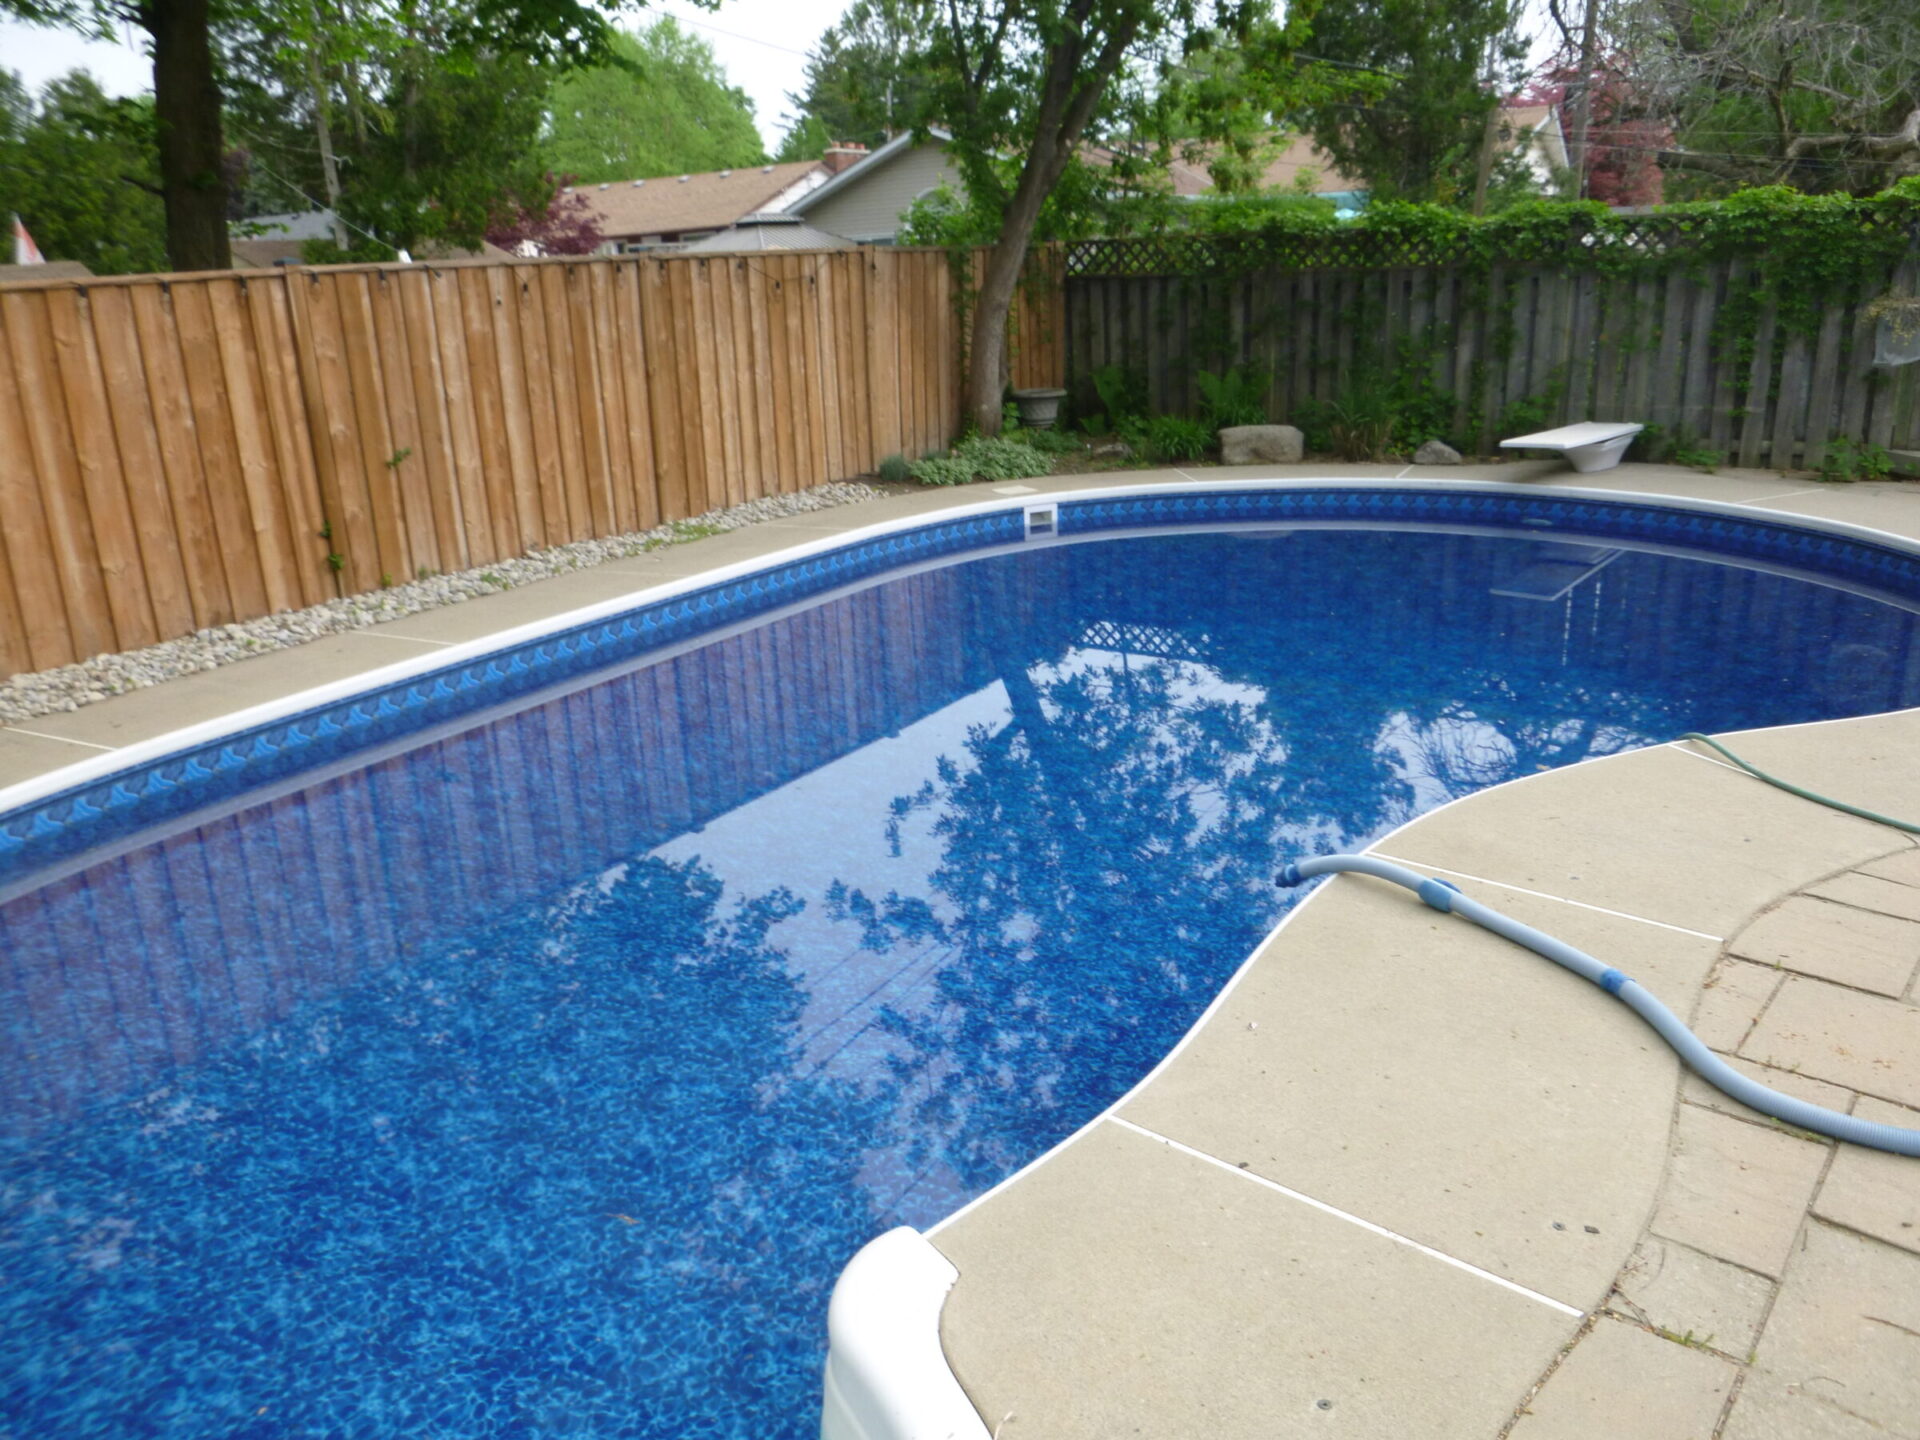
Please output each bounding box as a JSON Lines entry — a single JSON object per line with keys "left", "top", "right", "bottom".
{"left": 777, "top": 0, "right": 936, "bottom": 154}
{"left": 1297, "top": 0, "right": 1527, "bottom": 204}
{"left": 1, "top": 0, "right": 648, "bottom": 271}
{"left": 0, "top": 69, "right": 170, "bottom": 272}
{"left": 544, "top": 19, "right": 765, "bottom": 182}
{"left": 1597, "top": 0, "right": 1920, "bottom": 195}
{"left": 925, "top": 1, "right": 1353, "bottom": 437}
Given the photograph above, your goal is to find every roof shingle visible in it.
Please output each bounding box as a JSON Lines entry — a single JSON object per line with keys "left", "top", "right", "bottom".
{"left": 570, "top": 161, "right": 827, "bottom": 239}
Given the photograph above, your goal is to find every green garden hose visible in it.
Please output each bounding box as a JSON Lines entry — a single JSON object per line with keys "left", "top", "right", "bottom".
{"left": 1680, "top": 732, "right": 1920, "bottom": 835}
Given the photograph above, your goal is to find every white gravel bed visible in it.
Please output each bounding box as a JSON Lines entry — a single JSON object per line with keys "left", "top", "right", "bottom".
{"left": 2, "top": 482, "right": 882, "bottom": 724}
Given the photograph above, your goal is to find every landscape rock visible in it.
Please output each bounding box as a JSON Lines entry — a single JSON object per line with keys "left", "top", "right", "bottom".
{"left": 1219, "top": 424, "right": 1305, "bottom": 465}
{"left": 1414, "top": 439, "right": 1463, "bottom": 465}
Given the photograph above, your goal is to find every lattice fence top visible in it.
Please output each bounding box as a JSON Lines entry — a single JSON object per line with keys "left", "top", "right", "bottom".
{"left": 1065, "top": 212, "right": 1916, "bottom": 278}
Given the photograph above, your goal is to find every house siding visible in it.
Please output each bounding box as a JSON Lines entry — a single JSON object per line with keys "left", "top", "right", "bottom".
{"left": 801, "top": 144, "right": 964, "bottom": 242}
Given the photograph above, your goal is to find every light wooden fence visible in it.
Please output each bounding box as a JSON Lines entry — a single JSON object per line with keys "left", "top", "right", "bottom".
{"left": 1066, "top": 246, "right": 1920, "bottom": 467}
{"left": 0, "top": 244, "right": 1065, "bottom": 678}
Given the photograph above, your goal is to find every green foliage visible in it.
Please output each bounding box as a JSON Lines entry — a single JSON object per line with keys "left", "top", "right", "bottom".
{"left": 1205, "top": 184, "right": 1920, "bottom": 344}
{"left": 1673, "top": 442, "right": 1722, "bottom": 473}
{"left": 1631, "top": 424, "right": 1720, "bottom": 471}
{"left": 1145, "top": 414, "right": 1212, "bottom": 462}
{"left": 1291, "top": 363, "right": 1458, "bottom": 459}
{"left": 908, "top": 435, "right": 1052, "bottom": 486}
{"left": 1005, "top": 424, "right": 1082, "bottom": 455}
{"left": 1496, "top": 380, "right": 1564, "bottom": 441}
{"left": 1816, "top": 438, "right": 1894, "bottom": 484}
{"left": 0, "top": 70, "right": 168, "bottom": 274}
{"left": 1296, "top": 0, "right": 1527, "bottom": 204}
{"left": 1323, "top": 391, "right": 1398, "bottom": 461}
{"left": 777, "top": 0, "right": 934, "bottom": 155}
{"left": 876, "top": 452, "right": 913, "bottom": 484}
{"left": 1164, "top": 190, "right": 1341, "bottom": 235}
{"left": 1294, "top": 356, "right": 1457, "bottom": 458}
{"left": 773, "top": 113, "right": 832, "bottom": 165}
{"left": 1194, "top": 364, "right": 1269, "bottom": 428}
{"left": 300, "top": 236, "right": 400, "bottom": 264}
{"left": 543, "top": 20, "right": 766, "bottom": 183}
{"left": 1089, "top": 363, "right": 1148, "bottom": 428}
{"left": 337, "top": 47, "right": 557, "bottom": 253}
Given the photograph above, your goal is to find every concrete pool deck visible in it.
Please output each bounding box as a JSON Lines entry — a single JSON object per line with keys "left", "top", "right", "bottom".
{"left": 5, "top": 461, "right": 1920, "bottom": 1437}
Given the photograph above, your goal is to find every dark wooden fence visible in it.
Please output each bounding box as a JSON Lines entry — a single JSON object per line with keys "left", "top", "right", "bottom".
{"left": 1065, "top": 234, "right": 1920, "bottom": 466}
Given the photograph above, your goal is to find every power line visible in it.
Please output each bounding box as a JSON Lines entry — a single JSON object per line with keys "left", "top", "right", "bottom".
{"left": 652, "top": 4, "right": 816, "bottom": 61}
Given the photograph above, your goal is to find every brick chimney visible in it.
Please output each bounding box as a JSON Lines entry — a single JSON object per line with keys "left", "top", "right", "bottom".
{"left": 822, "top": 142, "right": 869, "bottom": 175}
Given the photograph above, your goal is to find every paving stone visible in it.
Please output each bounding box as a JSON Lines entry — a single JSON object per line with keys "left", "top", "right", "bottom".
{"left": 1689, "top": 958, "right": 1783, "bottom": 1052}
{"left": 1813, "top": 1096, "right": 1920, "bottom": 1256}
{"left": 1508, "top": 1317, "right": 1734, "bottom": 1439}
{"left": 1807, "top": 870, "right": 1920, "bottom": 923}
{"left": 0, "top": 727, "right": 114, "bottom": 789}
{"left": 1721, "top": 1370, "right": 1918, "bottom": 1440}
{"left": 1743, "top": 974, "right": 1920, "bottom": 1107}
{"left": 933, "top": 1119, "right": 1578, "bottom": 1440}
{"left": 1610, "top": 1237, "right": 1775, "bottom": 1358}
{"left": 1858, "top": 846, "right": 1920, "bottom": 890}
{"left": 1751, "top": 1221, "right": 1920, "bottom": 1434}
{"left": 1381, "top": 743, "right": 1899, "bottom": 936}
{"left": 1726, "top": 895, "right": 1920, "bottom": 996}
{"left": 1650, "top": 1105, "right": 1828, "bottom": 1277}
{"left": 1679, "top": 1053, "right": 1853, "bottom": 1132}
{"left": 1118, "top": 873, "right": 1710, "bottom": 1307}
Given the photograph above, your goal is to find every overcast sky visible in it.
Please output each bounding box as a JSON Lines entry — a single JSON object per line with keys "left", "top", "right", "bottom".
{"left": 0, "top": 0, "right": 848, "bottom": 155}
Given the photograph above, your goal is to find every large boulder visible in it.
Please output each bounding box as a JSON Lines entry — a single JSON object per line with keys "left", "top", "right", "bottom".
{"left": 1413, "top": 439, "right": 1463, "bottom": 465}
{"left": 1219, "top": 424, "right": 1305, "bottom": 465}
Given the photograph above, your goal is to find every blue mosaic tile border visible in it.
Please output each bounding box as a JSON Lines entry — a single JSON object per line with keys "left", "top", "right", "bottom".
{"left": 6, "top": 486, "right": 1919, "bottom": 887}
{"left": 0, "top": 509, "right": 1024, "bottom": 885}
{"left": 1058, "top": 487, "right": 1920, "bottom": 596}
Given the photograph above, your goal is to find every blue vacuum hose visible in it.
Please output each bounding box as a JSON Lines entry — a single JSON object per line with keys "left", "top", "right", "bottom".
{"left": 1275, "top": 854, "right": 1920, "bottom": 1158}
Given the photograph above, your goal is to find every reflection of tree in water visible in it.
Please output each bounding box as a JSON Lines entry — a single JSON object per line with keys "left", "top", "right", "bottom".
{"left": 0, "top": 854, "right": 883, "bottom": 1439}
{"left": 832, "top": 648, "right": 1303, "bottom": 1197}
{"left": 826, "top": 529, "right": 1916, "bottom": 1204}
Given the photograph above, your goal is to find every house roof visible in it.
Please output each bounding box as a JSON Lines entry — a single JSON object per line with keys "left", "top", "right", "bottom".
{"left": 784, "top": 128, "right": 955, "bottom": 217}
{"left": 1157, "top": 135, "right": 1366, "bottom": 197}
{"left": 569, "top": 161, "right": 828, "bottom": 238}
{"left": 681, "top": 213, "right": 855, "bottom": 253}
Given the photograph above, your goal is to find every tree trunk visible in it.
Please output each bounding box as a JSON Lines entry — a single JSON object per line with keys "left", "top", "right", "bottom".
{"left": 965, "top": 168, "right": 1053, "bottom": 438}
{"left": 306, "top": 2, "right": 348, "bottom": 247}
{"left": 961, "top": 16, "right": 1139, "bottom": 438}
{"left": 1565, "top": 0, "right": 1601, "bottom": 198}
{"left": 144, "top": 0, "right": 232, "bottom": 271}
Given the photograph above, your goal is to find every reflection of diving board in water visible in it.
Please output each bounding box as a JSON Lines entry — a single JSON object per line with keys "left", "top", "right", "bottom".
{"left": 1501, "top": 421, "right": 1643, "bottom": 472}
{"left": 1491, "top": 543, "right": 1622, "bottom": 601}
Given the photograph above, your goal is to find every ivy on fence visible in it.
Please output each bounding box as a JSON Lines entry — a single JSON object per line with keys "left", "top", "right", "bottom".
{"left": 1068, "top": 182, "right": 1920, "bottom": 337}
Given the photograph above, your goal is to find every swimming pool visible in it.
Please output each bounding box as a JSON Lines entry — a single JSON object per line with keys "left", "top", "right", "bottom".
{"left": 4, "top": 485, "right": 1919, "bottom": 1437}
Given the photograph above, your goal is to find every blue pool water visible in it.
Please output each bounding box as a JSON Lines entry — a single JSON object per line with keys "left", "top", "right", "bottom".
{"left": 4, "top": 511, "right": 1920, "bottom": 1437}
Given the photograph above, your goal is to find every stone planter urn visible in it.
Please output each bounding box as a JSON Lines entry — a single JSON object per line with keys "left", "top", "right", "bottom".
{"left": 1011, "top": 387, "right": 1068, "bottom": 430}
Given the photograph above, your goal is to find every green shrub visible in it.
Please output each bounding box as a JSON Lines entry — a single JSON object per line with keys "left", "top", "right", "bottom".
{"left": 876, "top": 453, "right": 913, "bottom": 484}
{"left": 1816, "top": 437, "right": 1893, "bottom": 483}
{"left": 1310, "top": 387, "right": 1398, "bottom": 461}
{"left": 1089, "top": 363, "right": 1148, "bottom": 429}
{"left": 1195, "top": 364, "right": 1270, "bottom": 430}
{"left": 1006, "top": 424, "right": 1082, "bottom": 455}
{"left": 1146, "top": 414, "right": 1212, "bottom": 462}
{"left": 908, "top": 435, "right": 1053, "bottom": 486}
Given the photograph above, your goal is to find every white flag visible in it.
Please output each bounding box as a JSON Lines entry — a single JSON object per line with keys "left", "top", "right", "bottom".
{"left": 12, "top": 215, "right": 45, "bottom": 266}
